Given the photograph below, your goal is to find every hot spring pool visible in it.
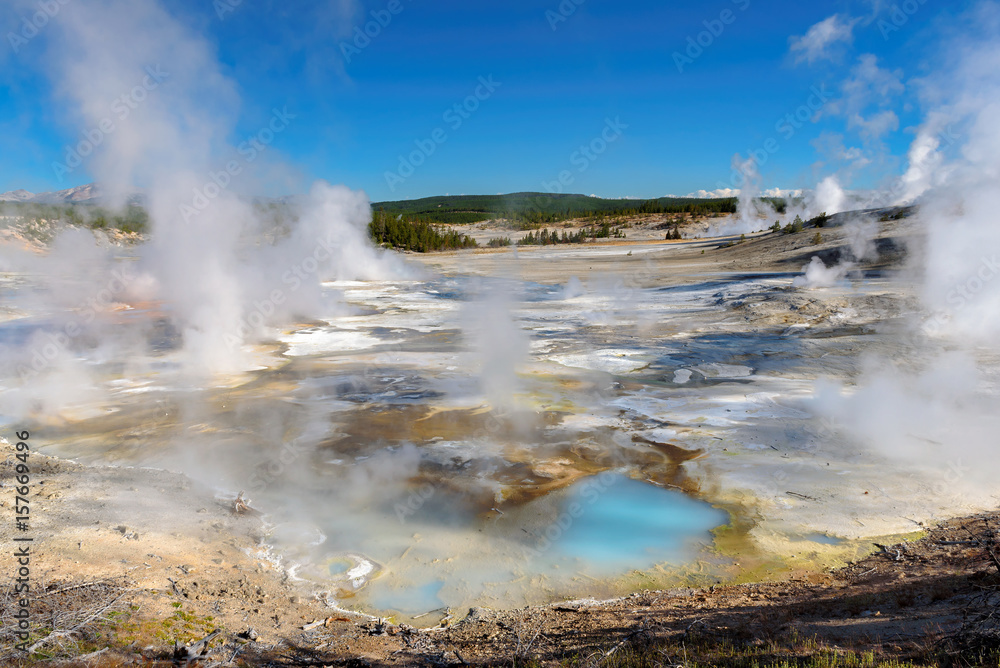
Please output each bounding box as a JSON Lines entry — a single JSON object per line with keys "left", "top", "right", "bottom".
{"left": 335, "top": 474, "right": 728, "bottom": 618}
{"left": 552, "top": 474, "right": 729, "bottom": 571}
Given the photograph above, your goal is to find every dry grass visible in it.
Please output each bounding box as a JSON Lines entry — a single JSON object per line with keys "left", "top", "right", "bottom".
{"left": 8, "top": 516, "right": 1000, "bottom": 666}
{"left": 500, "top": 631, "right": 978, "bottom": 668}
{"left": 0, "top": 577, "right": 135, "bottom": 662}
{"left": 0, "top": 577, "right": 234, "bottom": 666}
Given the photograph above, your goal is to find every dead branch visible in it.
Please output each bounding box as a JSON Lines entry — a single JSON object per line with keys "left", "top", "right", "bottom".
{"left": 232, "top": 490, "right": 262, "bottom": 516}
{"left": 174, "top": 629, "right": 221, "bottom": 660}
{"left": 36, "top": 580, "right": 117, "bottom": 599}
{"left": 27, "top": 590, "right": 131, "bottom": 653}
{"left": 57, "top": 647, "right": 108, "bottom": 664}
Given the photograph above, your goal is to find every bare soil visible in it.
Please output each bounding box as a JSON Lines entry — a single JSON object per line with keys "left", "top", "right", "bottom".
{"left": 3, "top": 440, "right": 999, "bottom": 666}
{"left": 6, "top": 208, "right": 986, "bottom": 667}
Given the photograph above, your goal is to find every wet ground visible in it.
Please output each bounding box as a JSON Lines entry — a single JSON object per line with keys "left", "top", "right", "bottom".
{"left": 3, "top": 229, "right": 997, "bottom": 623}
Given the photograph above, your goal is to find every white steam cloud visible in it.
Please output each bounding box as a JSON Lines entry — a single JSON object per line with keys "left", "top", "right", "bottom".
{"left": 24, "top": 0, "right": 407, "bottom": 378}
{"left": 813, "top": 176, "right": 846, "bottom": 216}
{"left": 793, "top": 257, "right": 848, "bottom": 289}
{"left": 812, "top": 2, "right": 1000, "bottom": 497}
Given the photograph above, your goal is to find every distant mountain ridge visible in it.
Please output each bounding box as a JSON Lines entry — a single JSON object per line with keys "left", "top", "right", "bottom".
{"left": 1, "top": 185, "right": 746, "bottom": 214}
{"left": 0, "top": 189, "right": 34, "bottom": 202}
{"left": 0, "top": 183, "right": 103, "bottom": 204}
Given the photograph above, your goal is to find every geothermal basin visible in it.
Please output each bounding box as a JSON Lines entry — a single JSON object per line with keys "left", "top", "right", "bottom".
{"left": 4, "top": 233, "right": 997, "bottom": 623}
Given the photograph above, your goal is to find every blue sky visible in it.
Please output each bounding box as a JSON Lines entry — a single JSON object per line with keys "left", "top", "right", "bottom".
{"left": 0, "top": 0, "right": 974, "bottom": 201}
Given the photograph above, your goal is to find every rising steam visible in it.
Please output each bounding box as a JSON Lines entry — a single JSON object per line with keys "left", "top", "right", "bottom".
{"left": 12, "top": 0, "right": 406, "bottom": 383}
{"left": 811, "top": 2, "right": 1000, "bottom": 496}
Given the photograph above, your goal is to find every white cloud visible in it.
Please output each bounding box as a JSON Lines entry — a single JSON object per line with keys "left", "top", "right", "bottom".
{"left": 322, "top": 0, "right": 362, "bottom": 39}
{"left": 683, "top": 188, "right": 802, "bottom": 199}
{"left": 815, "top": 133, "right": 872, "bottom": 168}
{"left": 790, "top": 14, "right": 859, "bottom": 65}
{"left": 844, "top": 54, "right": 905, "bottom": 103}
{"left": 840, "top": 146, "right": 869, "bottom": 164}
{"left": 849, "top": 109, "right": 899, "bottom": 140}
{"left": 828, "top": 54, "right": 905, "bottom": 141}
{"left": 687, "top": 188, "right": 740, "bottom": 199}
{"left": 763, "top": 188, "right": 804, "bottom": 198}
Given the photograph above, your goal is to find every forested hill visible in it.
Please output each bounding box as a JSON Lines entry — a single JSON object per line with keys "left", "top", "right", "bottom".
{"left": 371, "top": 192, "right": 739, "bottom": 227}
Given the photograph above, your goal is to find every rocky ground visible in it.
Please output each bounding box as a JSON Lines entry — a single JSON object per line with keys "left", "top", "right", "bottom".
{"left": 447, "top": 212, "right": 724, "bottom": 246}
{"left": 2, "top": 444, "right": 998, "bottom": 666}
{"left": 6, "top": 207, "right": 996, "bottom": 667}
{"left": 0, "top": 217, "right": 143, "bottom": 252}
{"left": 0, "top": 446, "right": 352, "bottom": 660}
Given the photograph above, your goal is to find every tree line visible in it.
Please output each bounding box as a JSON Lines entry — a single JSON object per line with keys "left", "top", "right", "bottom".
{"left": 372, "top": 192, "right": 744, "bottom": 230}
{"left": 517, "top": 222, "right": 626, "bottom": 246}
{"left": 368, "top": 208, "right": 477, "bottom": 252}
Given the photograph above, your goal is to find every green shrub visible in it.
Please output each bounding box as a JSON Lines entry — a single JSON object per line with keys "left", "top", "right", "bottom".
{"left": 783, "top": 215, "right": 804, "bottom": 235}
